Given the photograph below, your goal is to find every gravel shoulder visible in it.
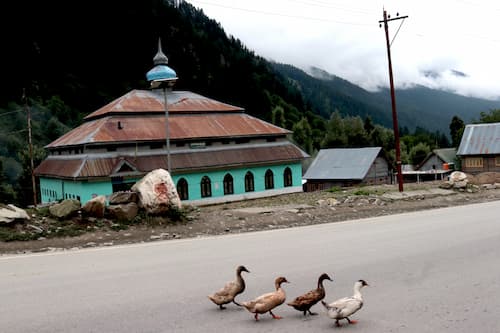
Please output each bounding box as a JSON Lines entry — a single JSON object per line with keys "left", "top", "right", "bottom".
{"left": 2, "top": 181, "right": 500, "bottom": 256}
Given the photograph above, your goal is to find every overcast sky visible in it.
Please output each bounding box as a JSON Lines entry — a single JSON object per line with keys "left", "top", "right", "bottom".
{"left": 186, "top": 0, "right": 500, "bottom": 100}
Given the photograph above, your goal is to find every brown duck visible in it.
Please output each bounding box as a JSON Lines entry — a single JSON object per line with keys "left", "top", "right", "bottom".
{"left": 287, "top": 273, "right": 333, "bottom": 316}
{"left": 207, "top": 265, "right": 250, "bottom": 310}
{"left": 241, "top": 276, "right": 289, "bottom": 321}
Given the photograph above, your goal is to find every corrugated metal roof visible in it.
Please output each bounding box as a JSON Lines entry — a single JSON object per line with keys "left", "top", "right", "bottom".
{"left": 84, "top": 90, "right": 244, "bottom": 120}
{"left": 46, "top": 113, "right": 290, "bottom": 148}
{"left": 303, "top": 147, "right": 382, "bottom": 180}
{"left": 34, "top": 144, "right": 307, "bottom": 179}
{"left": 457, "top": 122, "right": 500, "bottom": 155}
{"left": 434, "top": 148, "right": 457, "bottom": 163}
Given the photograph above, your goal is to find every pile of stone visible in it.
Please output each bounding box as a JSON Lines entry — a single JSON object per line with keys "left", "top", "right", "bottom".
{"left": 0, "top": 169, "right": 182, "bottom": 224}
{"left": 440, "top": 171, "right": 500, "bottom": 191}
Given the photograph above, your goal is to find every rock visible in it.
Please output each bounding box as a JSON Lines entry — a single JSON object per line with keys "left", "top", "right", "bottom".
{"left": 107, "top": 202, "right": 139, "bottom": 221}
{"left": 453, "top": 180, "right": 469, "bottom": 189}
{"left": 131, "top": 168, "right": 181, "bottom": 214}
{"left": 0, "top": 204, "right": 30, "bottom": 224}
{"left": 49, "top": 199, "right": 81, "bottom": 219}
{"left": 450, "top": 171, "right": 467, "bottom": 182}
{"left": 109, "top": 191, "right": 138, "bottom": 204}
{"left": 82, "top": 195, "right": 106, "bottom": 218}
{"left": 439, "top": 181, "right": 454, "bottom": 189}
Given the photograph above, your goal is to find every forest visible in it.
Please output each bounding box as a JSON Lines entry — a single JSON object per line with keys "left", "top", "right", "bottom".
{"left": 1, "top": 0, "right": 499, "bottom": 206}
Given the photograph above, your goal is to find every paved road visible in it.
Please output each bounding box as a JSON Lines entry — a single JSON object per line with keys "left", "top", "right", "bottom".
{"left": 1, "top": 200, "right": 500, "bottom": 332}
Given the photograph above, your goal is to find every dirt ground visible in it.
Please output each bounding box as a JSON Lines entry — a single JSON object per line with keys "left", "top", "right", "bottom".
{"left": 2, "top": 180, "right": 500, "bottom": 256}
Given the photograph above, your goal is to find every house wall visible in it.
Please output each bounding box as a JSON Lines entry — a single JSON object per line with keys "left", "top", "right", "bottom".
{"left": 172, "top": 163, "right": 303, "bottom": 201}
{"left": 304, "top": 180, "right": 361, "bottom": 192}
{"left": 461, "top": 156, "right": 500, "bottom": 174}
{"left": 364, "top": 157, "right": 390, "bottom": 184}
{"left": 39, "top": 178, "right": 112, "bottom": 204}
{"left": 419, "top": 155, "right": 445, "bottom": 171}
{"left": 39, "top": 162, "right": 303, "bottom": 205}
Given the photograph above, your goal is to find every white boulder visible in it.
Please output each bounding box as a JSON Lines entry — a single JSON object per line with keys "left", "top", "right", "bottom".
{"left": 132, "top": 169, "right": 181, "bottom": 215}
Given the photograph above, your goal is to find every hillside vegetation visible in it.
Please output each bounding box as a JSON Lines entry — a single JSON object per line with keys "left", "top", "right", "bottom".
{"left": 1, "top": 0, "right": 499, "bottom": 206}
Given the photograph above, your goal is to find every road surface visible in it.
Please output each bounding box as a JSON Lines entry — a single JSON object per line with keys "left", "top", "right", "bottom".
{"left": 1, "top": 200, "right": 500, "bottom": 332}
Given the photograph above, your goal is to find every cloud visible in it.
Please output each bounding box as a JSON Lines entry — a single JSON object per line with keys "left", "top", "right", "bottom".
{"left": 188, "top": 0, "right": 500, "bottom": 100}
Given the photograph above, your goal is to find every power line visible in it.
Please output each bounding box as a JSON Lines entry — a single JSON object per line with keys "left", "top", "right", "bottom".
{"left": 286, "top": 0, "right": 372, "bottom": 15}
{"left": 188, "top": 0, "right": 372, "bottom": 26}
{"left": 0, "top": 110, "right": 24, "bottom": 117}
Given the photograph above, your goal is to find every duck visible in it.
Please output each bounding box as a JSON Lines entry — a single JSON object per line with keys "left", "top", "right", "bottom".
{"left": 241, "top": 276, "right": 289, "bottom": 321}
{"left": 321, "top": 279, "right": 369, "bottom": 327}
{"left": 207, "top": 265, "right": 250, "bottom": 310}
{"left": 287, "top": 273, "right": 333, "bottom": 316}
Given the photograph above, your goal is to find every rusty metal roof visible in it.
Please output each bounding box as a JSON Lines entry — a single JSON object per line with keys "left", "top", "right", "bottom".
{"left": 46, "top": 89, "right": 289, "bottom": 148}
{"left": 34, "top": 144, "right": 307, "bottom": 179}
{"left": 84, "top": 90, "right": 244, "bottom": 120}
{"left": 46, "top": 113, "right": 290, "bottom": 148}
{"left": 457, "top": 122, "right": 500, "bottom": 155}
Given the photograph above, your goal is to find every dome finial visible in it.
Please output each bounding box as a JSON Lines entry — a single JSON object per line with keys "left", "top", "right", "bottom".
{"left": 153, "top": 37, "right": 169, "bottom": 66}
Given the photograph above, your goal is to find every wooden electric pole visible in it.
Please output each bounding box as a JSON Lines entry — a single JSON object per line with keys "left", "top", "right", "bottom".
{"left": 23, "top": 89, "right": 37, "bottom": 207}
{"left": 379, "top": 9, "right": 408, "bottom": 192}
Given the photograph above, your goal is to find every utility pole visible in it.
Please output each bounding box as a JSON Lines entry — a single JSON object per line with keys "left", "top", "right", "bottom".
{"left": 23, "top": 89, "right": 37, "bottom": 207}
{"left": 379, "top": 9, "right": 408, "bottom": 192}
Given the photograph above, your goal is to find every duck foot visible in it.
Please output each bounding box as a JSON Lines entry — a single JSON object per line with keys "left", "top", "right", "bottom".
{"left": 346, "top": 317, "right": 357, "bottom": 325}
{"left": 233, "top": 301, "right": 241, "bottom": 306}
{"left": 219, "top": 305, "right": 226, "bottom": 310}
{"left": 254, "top": 313, "right": 259, "bottom": 321}
{"left": 307, "top": 310, "right": 318, "bottom": 315}
{"left": 270, "top": 311, "right": 282, "bottom": 320}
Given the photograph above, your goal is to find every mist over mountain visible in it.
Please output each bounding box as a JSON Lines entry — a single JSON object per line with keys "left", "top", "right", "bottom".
{"left": 290, "top": 65, "right": 500, "bottom": 134}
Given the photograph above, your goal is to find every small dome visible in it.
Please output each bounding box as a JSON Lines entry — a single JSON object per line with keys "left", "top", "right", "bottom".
{"left": 146, "top": 65, "right": 177, "bottom": 82}
{"left": 146, "top": 38, "right": 178, "bottom": 83}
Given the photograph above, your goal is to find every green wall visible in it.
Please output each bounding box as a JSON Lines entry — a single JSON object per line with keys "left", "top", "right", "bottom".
{"left": 39, "top": 162, "right": 302, "bottom": 204}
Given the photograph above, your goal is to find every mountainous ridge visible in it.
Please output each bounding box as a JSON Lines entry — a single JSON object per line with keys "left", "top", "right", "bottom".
{"left": 282, "top": 64, "right": 500, "bottom": 134}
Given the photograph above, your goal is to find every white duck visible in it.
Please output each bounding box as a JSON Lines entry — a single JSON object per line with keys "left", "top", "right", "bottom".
{"left": 241, "top": 276, "right": 290, "bottom": 321}
{"left": 321, "top": 279, "right": 369, "bottom": 327}
{"left": 208, "top": 265, "right": 250, "bottom": 310}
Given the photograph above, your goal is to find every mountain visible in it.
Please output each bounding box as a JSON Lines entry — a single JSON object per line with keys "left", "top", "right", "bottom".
{"left": 276, "top": 64, "right": 500, "bottom": 134}
{"left": 2, "top": 0, "right": 500, "bottom": 206}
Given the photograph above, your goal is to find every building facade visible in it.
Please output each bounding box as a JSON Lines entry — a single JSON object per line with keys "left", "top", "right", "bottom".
{"left": 34, "top": 89, "right": 308, "bottom": 205}
{"left": 457, "top": 122, "right": 500, "bottom": 174}
{"left": 302, "top": 147, "right": 390, "bottom": 191}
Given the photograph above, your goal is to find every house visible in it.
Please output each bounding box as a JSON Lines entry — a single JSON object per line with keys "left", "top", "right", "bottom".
{"left": 417, "top": 148, "right": 457, "bottom": 171}
{"left": 400, "top": 147, "right": 456, "bottom": 183}
{"left": 34, "top": 43, "right": 308, "bottom": 206}
{"left": 302, "top": 147, "right": 390, "bottom": 191}
{"left": 457, "top": 122, "right": 500, "bottom": 174}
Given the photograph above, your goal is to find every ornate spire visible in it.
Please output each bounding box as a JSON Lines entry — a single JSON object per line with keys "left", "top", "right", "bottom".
{"left": 146, "top": 38, "right": 178, "bottom": 84}
{"left": 153, "top": 38, "right": 169, "bottom": 66}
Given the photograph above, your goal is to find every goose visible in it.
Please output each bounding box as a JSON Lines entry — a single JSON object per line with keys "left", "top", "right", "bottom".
{"left": 321, "top": 279, "right": 369, "bottom": 327}
{"left": 287, "top": 273, "right": 333, "bottom": 316}
{"left": 241, "top": 276, "right": 289, "bottom": 321}
{"left": 207, "top": 265, "right": 250, "bottom": 310}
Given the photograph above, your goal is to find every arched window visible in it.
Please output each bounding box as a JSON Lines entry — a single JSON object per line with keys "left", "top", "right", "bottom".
{"left": 284, "top": 167, "right": 293, "bottom": 187}
{"left": 265, "top": 169, "right": 274, "bottom": 189}
{"left": 201, "top": 176, "right": 212, "bottom": 198}
{"left": 244, "top": 171, "right": 254, "bottom": 192}
{"left": 223, "top": 174, "right": 234, "bottom": 195}
{"left": 177, "top": 178, "right": 189, "bottom": 200}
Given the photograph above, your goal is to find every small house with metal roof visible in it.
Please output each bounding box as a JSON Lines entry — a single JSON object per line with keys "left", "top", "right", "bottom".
{"left": 302, "top": 147, "right": 390, "bottom": 191}
{"left": 34, "top": 42, "right": 308, "bottom": 205}
{"left": 457, "top": 122, "right": 500, "bottom": 174}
